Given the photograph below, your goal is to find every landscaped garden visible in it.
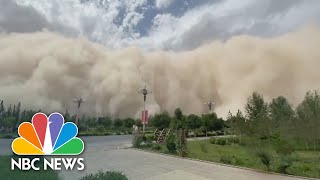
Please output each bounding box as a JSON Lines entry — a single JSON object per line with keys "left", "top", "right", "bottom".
{"left": 135, "top": 91, "right": 320, "bottom": 179}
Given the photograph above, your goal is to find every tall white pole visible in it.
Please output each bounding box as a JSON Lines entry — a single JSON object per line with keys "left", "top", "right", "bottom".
{"left": 139, "top": 86, "right": 151, "bottom": 135}
{"left": 143, "top": 99, "right": 145, "bottom": 134}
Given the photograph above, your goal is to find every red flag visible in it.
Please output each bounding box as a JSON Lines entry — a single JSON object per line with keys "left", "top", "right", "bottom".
{"left": 145, "top": 110, "right": 148, "bottom": 125}
{"left": 141, "top": 110, "right": 149, "bottom": 124}
{"left": 141, "top": 110, "right": 145, "bottom": 124}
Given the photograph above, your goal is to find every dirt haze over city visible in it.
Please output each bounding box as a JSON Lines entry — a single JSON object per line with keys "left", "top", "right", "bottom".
{"left": 0, "top": 25, "right": 319, "bottom": 118}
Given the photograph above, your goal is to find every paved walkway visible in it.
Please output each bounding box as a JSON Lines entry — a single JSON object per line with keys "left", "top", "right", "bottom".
{"left": 0, "top": 136, "right": 307, "bottom": 180}
{"left": 59, "top": 136, "right": 305, "bottom": 180}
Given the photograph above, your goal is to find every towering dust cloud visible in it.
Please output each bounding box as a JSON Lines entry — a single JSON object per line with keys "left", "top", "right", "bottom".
{"left": 0, "top": 26, "right": 320, "bottom": 118}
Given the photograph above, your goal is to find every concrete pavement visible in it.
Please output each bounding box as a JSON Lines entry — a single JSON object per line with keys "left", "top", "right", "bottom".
{"left": 59, "top": 136, "right": 305, "bottom": 180}
{"left": 0, "top": 135, "right": 307, "bottom": 180}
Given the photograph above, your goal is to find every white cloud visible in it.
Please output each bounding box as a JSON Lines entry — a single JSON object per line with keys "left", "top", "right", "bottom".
{"left": 135, "top": 0, "right": 320, "bottom": 50}
{"left": 155, "top": 0, "right": 174, "bottom": 9}
{"left": 7, "top": 0, "right": 320, "bottom": 51}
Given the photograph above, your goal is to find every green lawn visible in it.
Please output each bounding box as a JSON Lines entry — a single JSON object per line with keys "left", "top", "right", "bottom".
{"left": 0, "top": 155, "right": 59, "bottom": 180}
{"left": 140, "top": 139, "right": 320, "bottom": 179}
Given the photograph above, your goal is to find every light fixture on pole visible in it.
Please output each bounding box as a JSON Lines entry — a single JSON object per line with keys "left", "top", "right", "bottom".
{"left": 139, "top": 85, "right": 152, "bottom": 134}
{"left": 204, "top": 101, "right": 215, "bottom": 113}
{"left": 73, "top": 97, "right": 85, "bottom": 125}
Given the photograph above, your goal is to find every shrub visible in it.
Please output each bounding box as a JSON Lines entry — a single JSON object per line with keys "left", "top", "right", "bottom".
{"left": 104, "top": 132, "right": 111, "bottom": 136}
{"left": 142, "top": 135, "right": 147, "bottom": 142}
{"left": 200, "top": 143, "right": 208, "bottom": 153}
{"left": 166, "top": 134, "right": 176, "bottom": 153}
{"left": 2, "top": 134, "right": 12, "bottom": 138}
{"left": 132, "top": 135, "right": 143, "bottom": 148}
{"left": 220, "top": 155, "right": 233, "bottom": 164}
{"left": 228, "top": 137, "right": 240, "bottom": 144}
{"left": 151, "top": 143, "right": 162, "bottom": 151}
{"left": 286, "top": 162, "right": 313, "bottom": 177}
{"left": 255, "top": 149, "right": 272, "bottom": 171}
{"left": 275, "top": 141, "right": 295, "bottom": 156}
{"left": 209, "top": 138, "right": 216, "bottom": 144}
{"left": 96, "top": 126, "right": 105, "bottom": 133}
{"left": 234, "top": 157, "right": 244, "bottom": 166}
{"left": 216, "top": 131, "right": 224, "bottom": 136}
{"left": 277, "top": 155, "right": 293, "bottom": 174}
{"left": 116, "top": 131, "right": 121, "bottom": 135}
{"left": 216, "top": 138, "right": 227, "bottom": 146}
{"left": 146, "top": 135, "right": 154, "bottom": 142}
{"left": 80, "top": 170, "right": 128, "bottom": 180}
{"left": 176, "top": 129, "right": 188, "bottom": 157}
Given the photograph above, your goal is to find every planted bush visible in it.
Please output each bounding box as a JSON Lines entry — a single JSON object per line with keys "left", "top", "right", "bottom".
{"left": 142, "top": 135, "right": 147, "bottom": 142}
{"left": 216, "top": 138, "right": 227, "bottom": 146}
{"left": 166, "top": 134, "right": 176, "bottom": 153}
{"left": 132, "top": 135, "right": 143, "bottom": 148}
{"left": 277, "top": 155, "right": 293, "bottom": 174}
{"left": 220, "top": 155, "right": 233, "bottom": 164}
{"left": 255, "top": 149, "right": 272, "bottom": 171}
{"left": 151, "top": 143, "right": 162, "bottom": 151}
{"left": 176, "top": 129, "right": 188, "bottom": 157}
{"left": 228, "top": 137, "right": 240, "bottom": 144}
{"left": 200, "top": 143, "right": 208, "bottom": 153}
{"left": 209, "top": 138, "right": 216, "bottom": 144}
{"left": 275, "top": 141, "right": 295, "bottom": 156}
{"left": 80, "top": 170, "right": 128, "bottom": 180}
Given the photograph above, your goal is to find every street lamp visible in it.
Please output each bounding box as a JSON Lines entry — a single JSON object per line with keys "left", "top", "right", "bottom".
{"left": 139, "top": 85, "right": 152, "bottom": 134}
{"left": 73, "top": 97, "right": 85, "bottom": 125}
{"left": 204, "top": 101, "right": 215, "bottom": 113}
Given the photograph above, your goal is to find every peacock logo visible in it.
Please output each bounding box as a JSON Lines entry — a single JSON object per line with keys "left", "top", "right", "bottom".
{"left": 11, "top": 112, "right": 84, "bottom": 155}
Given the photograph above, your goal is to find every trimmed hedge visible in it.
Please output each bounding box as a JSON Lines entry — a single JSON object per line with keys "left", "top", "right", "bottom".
{"left": 80, "top": 170, "right": 128, "bottom": 180}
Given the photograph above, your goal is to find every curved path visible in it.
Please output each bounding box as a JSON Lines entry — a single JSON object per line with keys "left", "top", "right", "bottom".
{"left": 0, "top": 136, "right": 307, "bottom": 180}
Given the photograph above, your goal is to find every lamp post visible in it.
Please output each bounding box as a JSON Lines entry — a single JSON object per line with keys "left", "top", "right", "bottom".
{"left": 73, "top": 97, "right": 84, "bottom": 125}
{"left": 139, "top": 86, "right": 151, "bottom": 134}
{"left": 204, "top": 101, "right": 215, "bottom": 113}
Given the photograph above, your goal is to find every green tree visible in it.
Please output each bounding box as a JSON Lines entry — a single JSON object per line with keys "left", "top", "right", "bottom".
{"left": 245, "top": 92, "right": 268, "bottom": 121}
{"left": 135, "top": 119, "right": 142, "bottom": 127}
{"left": 174, "top": 108, "right": 183, "bottom": 120}
{"left": 3, "top": 116, "right": 16, "bottom": 132}
{"left": 98, "top": 116, "right": 113, "bottom": 129}
{"left": 0, "top": 100, "right": 4, "bottom": 128}
{"left": 114, "top": 119, "right": 123, "bottom": 129}
{"left": 269, "top": 96, "right": 294, "bottom": 138}
{"left": 64, "top": 109, "right": 72, "bottom": 122}
{"left": 18, "top": 109, "right": 38, "bottom": 122}
{"left": 86, "top": 117, "right": 97, "bottom": 129}
{"left": 245, "top": 92, "right": 270, "bottom": 137}
{"left": 123, "top": 118, "right": 135, "bottom": 129}
{"left": 171, "top": 108, "right": 186, "bottom": 130}
{"left": 201, "top": 113, "right": 219, "bottom": 137}
{"left": 0, "top": 100, "right": 4, "bottom": 116}
{"left": 227, "top": 110, "right": 246, "bottom": 137}
{"left": 7, "top": 104, "right": 12, "bottom": 117}
{"left": 15, "top": 102, "right": 21, "bottom": 121}
{"left": 296, "top": 91, "right": 320, "bottom": 150}
{"left": 153, "top": 111, "right": 171, "bottom": 130}
{"left": 186, "top": 114, "right": 202, "bottom": 130}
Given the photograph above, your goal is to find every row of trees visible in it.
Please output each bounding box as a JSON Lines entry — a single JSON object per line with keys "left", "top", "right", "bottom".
{"left": 0, "top": 100, "right": 139, "bottom": 133}
{"left": 150, "top": 108, "right": 225, "bottom": 136}
{"left": 2, "top": 90, "right": 319, "bottom": 147}
{"left": 227, "top": 91, "right": 320, "bottom": 150}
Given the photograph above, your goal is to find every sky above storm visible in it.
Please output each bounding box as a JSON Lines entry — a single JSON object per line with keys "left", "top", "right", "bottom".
{"left": 1, "top": 0, "right": 320, "bottom": 117}
{"left": 1, "top": 0, "right": 320, "bottom": 51}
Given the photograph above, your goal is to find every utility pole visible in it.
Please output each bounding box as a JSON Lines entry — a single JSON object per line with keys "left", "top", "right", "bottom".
{"left": 139, "top": 85, "right": 151, "bottom": 134}
{"left": 204, "top": 101, "right": 215, "bottom": 113}
{"left": 73, "top": 97, "right": 85, "bottom": 125}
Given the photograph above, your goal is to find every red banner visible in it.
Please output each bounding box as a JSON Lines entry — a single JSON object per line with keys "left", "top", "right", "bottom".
{"left": 141, "top": 110, "right": 148, "bottom": 124}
